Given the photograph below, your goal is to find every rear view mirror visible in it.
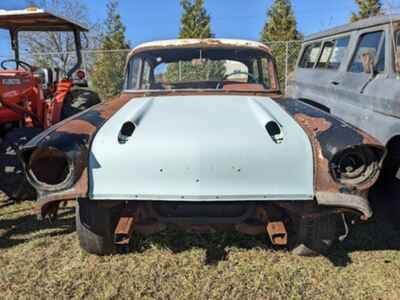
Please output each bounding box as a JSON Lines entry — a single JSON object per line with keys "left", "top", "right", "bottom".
{"left": 360, "top": 50, "right": 377, "bottom": 74}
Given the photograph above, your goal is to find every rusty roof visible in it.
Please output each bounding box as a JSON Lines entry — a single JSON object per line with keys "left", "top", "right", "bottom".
{"left": 128, "top": 39, "right": 272, "bottom": 57}
{"left": 0, "top": 8, "right": 88, "bottom": 32}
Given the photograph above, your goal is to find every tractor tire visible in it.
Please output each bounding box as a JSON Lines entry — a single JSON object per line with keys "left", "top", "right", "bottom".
{"left": 76, "top": 199, "right": 122, "bottom": 255}
{"left": 290, "top": 213, "right": 340, "bottom": 257}
{"left": 61, "top": 88, "right": 101, "bottom": 120}
{"left": 0, "top": 128, "right": 42, "bottom": 201}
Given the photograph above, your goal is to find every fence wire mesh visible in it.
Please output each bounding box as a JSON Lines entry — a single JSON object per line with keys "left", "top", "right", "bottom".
{"left": 23, "top": 41, "right": 301, "bottom": 95}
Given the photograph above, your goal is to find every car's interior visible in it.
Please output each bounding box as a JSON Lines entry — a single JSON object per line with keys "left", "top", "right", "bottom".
{"left": 125, "top": 48, "right": 274, "bottom": 91}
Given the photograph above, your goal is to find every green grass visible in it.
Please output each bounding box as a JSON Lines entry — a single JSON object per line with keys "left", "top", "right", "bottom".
{"left": 1, "top": 199, "right": 400, "bottom": 299}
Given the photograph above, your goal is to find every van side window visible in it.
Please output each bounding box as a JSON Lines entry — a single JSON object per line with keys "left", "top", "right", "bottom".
{"left": 328, "top": 36, "right": 350, "bottom": 69}
{"left": 299, "top": 42, "right": 321, "bottom": 68}
{"left": 349, "top": 31, "right": 385, "bottom": 73}
{"left": 316, "top": 37, "right": 350, "bottom": 70}
{"left": 317, "top": 41, "right": 334, "bottom": 68}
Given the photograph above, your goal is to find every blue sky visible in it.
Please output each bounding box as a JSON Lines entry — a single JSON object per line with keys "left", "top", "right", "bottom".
{"left": 1, "top": 0, "right": 400, "bottom": 57}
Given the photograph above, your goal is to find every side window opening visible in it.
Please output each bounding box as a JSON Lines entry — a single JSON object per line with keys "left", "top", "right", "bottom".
{"left": 299, "top": 42, "right": 321, "bottom": 68}
{"left": 395, "top": 31, "right": 400, "bottom": 72}
{"left": 376, "top": 36, "right": 385, "bottom": 72}
{"left": 316, "top": 36, "right": 350, "bottom": 70}
{"left": 140, "top": 60, "right": 152, "bottom": 89}
{"left": 317, "top": 41, "right": 335, "bottom": 68}
{"left": 349, "top": 31, "right": 385, "bottom": 73}
{"left": 126, "top": 57, "right": 141, "bottom": 90}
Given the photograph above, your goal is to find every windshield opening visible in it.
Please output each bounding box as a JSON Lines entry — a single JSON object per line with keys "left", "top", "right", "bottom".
{"left": 124, "top": 47, "right": 277, "bottom": 92}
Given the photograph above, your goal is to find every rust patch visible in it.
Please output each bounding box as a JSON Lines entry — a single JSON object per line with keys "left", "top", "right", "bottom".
{"left": 114, "top": 216, "right": 136, "bottom": 246}
{"left": 266, "top": 222, "right": 288, "bottom": 246}
{"left": 293, "top": 113, "right": 340, "bottom": 193}
{"left": 57, "top": 119, "right": 96, "bottom": 135}
{"left": 294, "top": 113, "right": 332, "bottom": 133}
{"left": 32, "top": 93, "right": 133, "bottom": 217}
{"left": 128, "top": 39, "right": 272, "bottom": 60}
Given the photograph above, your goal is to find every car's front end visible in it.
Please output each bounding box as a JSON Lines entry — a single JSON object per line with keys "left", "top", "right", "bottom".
{"left": 20, "top": 39, "right": 386, "bottom": 256}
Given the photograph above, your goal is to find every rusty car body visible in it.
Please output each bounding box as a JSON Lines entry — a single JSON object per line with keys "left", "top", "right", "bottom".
{"left": 288, "top": 15, "right": 400, "bottom": 197}
{"left": 20, "top": 39, "right": 386, "bottom": 256}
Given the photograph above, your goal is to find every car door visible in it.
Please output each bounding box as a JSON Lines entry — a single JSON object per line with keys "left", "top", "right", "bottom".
{"left": 328, "top": 27, "right": 388, "bottom": 139}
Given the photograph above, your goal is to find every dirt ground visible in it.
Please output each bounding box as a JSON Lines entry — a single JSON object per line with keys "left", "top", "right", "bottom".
{"left": 1, "top": 186, "right": 400, "bottom": 300}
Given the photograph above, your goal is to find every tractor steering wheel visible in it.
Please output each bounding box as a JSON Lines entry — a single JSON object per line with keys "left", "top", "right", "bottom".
{"left": 216, "top": 71, "right": 259, "bottom": 89}
{"left": 1, "top": 59, "right": 34, "bottom": 71}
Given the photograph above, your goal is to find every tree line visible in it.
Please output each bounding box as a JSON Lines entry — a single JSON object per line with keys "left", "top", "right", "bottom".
{"left": 26, "top": 0, "right": 384, "bottom": 98}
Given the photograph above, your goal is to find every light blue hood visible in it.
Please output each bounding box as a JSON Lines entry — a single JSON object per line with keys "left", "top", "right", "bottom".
{"left": 89, "top": 95, "right": 314, "bottom": 201}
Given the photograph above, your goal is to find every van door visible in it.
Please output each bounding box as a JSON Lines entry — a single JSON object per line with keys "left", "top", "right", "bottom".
{"left": 329, "top": 29, "right": 387, "bottom": 137}
{"left": 360, "top": 29, "right": 400, "bottom": 144}
{"left": 290, "top": 36, "right": 351, "bottom": 112}
{"left": 289, "top": 42, "right": 329, "bottom": 108}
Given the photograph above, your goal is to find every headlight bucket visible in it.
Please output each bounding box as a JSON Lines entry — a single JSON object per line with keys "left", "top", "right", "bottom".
{"left": 330, "top": 145, "right": 382, "bottom": 187}
{"left": 27, "top": 147, "right": 74, "bottom": 191}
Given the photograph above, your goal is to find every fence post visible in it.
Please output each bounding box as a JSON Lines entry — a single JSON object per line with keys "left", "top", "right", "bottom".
{"left": 285, "top": 41, "right": 289, "bottom": 95}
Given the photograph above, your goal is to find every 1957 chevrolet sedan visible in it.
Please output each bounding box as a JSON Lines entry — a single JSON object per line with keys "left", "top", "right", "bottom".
{"left": 20, "top": 39, "right": 385, "bottom": 256}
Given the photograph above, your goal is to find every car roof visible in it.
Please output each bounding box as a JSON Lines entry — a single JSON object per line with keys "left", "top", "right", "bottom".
{"left": 0, "top": 7, "right": 88, "bottom": 32}
{"left": 128, "top": 39, "right": 272, "bottom": 57}
{"left": 304, "top": 14, "right": 400, "bottom": 42}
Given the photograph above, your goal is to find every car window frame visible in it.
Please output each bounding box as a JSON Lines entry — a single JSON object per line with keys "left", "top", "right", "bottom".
{"left": 123, "top": 48, "right": 280, "bottom": 92}
{"left": 315, "top": 35, "right": 351, "bottom": 71}
{"left": 316, "top": 40, "right": 335, "bottom": 69}
{"left": 298, "top": 42, "right": 322, "bottom": 69}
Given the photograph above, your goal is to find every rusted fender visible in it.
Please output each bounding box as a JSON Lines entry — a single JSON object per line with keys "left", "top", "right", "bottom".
{"left": 20, "top": 93, "right": 133, "bottom": 218}
{"left": 276, "top": 98, "right": 385, "bottom": 218}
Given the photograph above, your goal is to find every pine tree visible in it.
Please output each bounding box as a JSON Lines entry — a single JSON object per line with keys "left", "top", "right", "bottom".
{"left": 260, "top": 0, "right": 301, "bottom": 90}
{"left": 179, "top": 0, "right": 213, "bottom": 38}
{"left": 261, "top": 0, "right": 300, "bottom": 43}
{"left": 165, "top": 0, "right": 225, "bottom": 83}
{"left": 351, "top": 0, "right": 383, "bottom": 22}
{"left": 91, "top": 0, "right": 130, "bottom": 99}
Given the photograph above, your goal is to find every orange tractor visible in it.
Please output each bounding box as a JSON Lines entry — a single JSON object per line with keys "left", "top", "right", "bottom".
{"left": 0, "top": 8, "right": 100, "bottom": 201}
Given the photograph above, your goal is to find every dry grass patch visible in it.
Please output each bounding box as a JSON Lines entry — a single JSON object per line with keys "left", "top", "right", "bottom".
{"left": 1, "top": 200, "right": 400, "bottom": 299}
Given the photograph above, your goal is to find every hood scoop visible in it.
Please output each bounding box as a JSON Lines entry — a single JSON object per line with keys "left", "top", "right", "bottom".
{"left": 249, "top": 98, "right": 284, "bottom": 144}
{"left": 117, "top": 98, "right": 154, "bottom": 144}
{"left": 118, "top": 121, "right": 136, "bottom": 144}
{"left": 265, "top": 121, "right": 284, "bottom": 144}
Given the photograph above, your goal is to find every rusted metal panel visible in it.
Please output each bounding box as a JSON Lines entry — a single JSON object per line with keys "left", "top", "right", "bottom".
{"left": 27, "top": 94, "right": 385, "bottom": 219}
{"left": 127, "top": 39, "right": 272, "bottom": 59}
{"left": 22, "top": 93, "right": 133, "bottom": 215}
{"left": 114, "top": 216, "right": 135, "bottom": 246}
{"left": 266, "top": 222, "right": 288, "bottom": 246}
{"left": 276, "top": 98, "right": 384, "bottom": 218}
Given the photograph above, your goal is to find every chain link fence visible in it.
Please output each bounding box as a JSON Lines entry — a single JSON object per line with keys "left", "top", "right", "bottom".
{"left": 24, "top": 40, "right": 302, "bottom": 95}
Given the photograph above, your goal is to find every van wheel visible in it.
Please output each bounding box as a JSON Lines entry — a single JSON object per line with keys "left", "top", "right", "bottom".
{"left": 290, "top": 213, "right": 340, "bottom": 256}
{"left": 61, "top": 88, "right": 101, "bottom": 120}
{"left": 0, "top": 128, "right": 41, "bottom": 201}
{"left": 76, "top": 199, "right": 121, "bottom": 255}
